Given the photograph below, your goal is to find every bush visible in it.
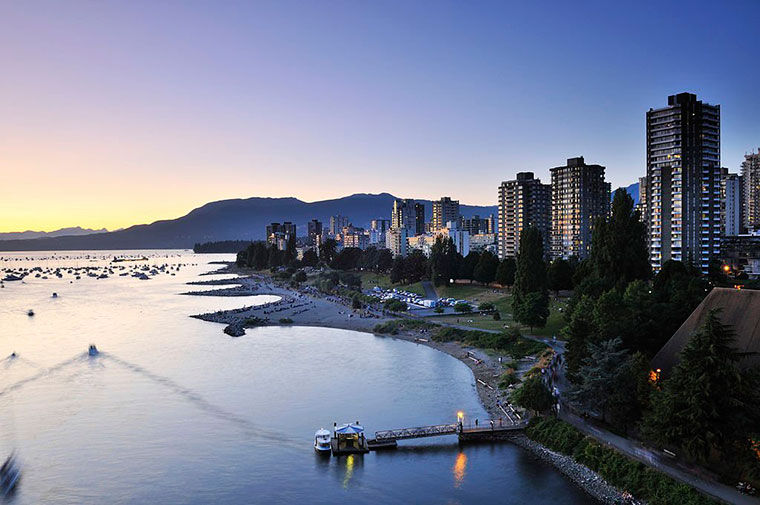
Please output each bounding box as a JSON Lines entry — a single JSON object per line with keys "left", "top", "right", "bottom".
{"left": 352, "top": 297, "right": 363, "bottom": 310}
{"left": 478, "top": 301, "right": 495, "bottom": 312}
{"left": 526, "top": 418, "right": 719, "bottom": 505}
{"left": 384, "top": 299, "right": 408, "bottom": 312}
{"left": 373, "top": 319, "right": 435, "bottom": 335}
{"left": 279, "top": 318, "right": 294, "bottom": 324}
{"left": 293, "top": 271, "right": 307, "bottom": 283}
{"left": 431, "top": 326, "right": 546, "bottom": 358}
{"left": 454, "top": 302, "right": 472, "bottom": 313}
{"left": 433, "top": 306, "right": 444, "bottom": 314}
{"left": 499, "top": 371, "right": 518, "bottom": 388}
{"left": 493, "top": 311, "right": 501, "bottom": 320}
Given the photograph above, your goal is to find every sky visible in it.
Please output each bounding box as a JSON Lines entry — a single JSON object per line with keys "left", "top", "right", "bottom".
{"left": 1, "top": 0, "right": 759, "bottom": 233}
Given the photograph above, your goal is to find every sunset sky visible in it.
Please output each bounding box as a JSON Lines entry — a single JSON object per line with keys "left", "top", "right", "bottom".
{"left": 2, "top": 0, "right": 759, "bottom": 232}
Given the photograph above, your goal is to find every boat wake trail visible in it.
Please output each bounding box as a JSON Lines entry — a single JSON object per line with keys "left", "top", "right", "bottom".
{"left": 0, "top": 353, "right": 88, "bottom": 398}
{"left": 101, "top": 353, "right": 301, "bottom": 448}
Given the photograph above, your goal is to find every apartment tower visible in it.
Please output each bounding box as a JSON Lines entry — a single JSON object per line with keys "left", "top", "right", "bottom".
{"left": 743, "top": 148, "right": 760, "bottom": 232}
{"left": 646, "top": 92, "right": 721, "bottom": 273}
{"left": 431, "top": 197, "right": 460, "bottom": 231}
{"left": 497, "top": 172, "right": 551, "bottom": 259}
{"left": 550, "top": 157, "right": 610, "bottom": 260}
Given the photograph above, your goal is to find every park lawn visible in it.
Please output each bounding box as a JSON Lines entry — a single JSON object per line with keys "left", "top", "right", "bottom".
{"left": 434, "top": 282, "right": 504, "bottom": 302}
{"left": 425, "top": 295, "right": 568, "bottom": 337}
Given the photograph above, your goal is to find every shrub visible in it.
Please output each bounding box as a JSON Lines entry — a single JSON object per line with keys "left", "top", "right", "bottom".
{"left": 352, "top": 297, "right": 363, "bottom": 310}
{"left": 279, "top": 318, "right": 294, "bottom": 324}
{"left": 493, "top": 311, "right": 501, "bottom": 320}
{"left": 454, "top": 302, "right": 472, "bottom": 313}
{"left": 526, "top": 418, "right": 719, "bottom": 505}
{"left": 384, "top": 299, "right": 408, "bottom": 312}
{"left": 433, "top": 306, "right": 444, "bottom": 314}
{"left": 293, "top": 271, "right": 307, "bottom": 283}
{"left": 478, "top": 301, "right": 495, "bottom": 312}
{"left": 499, "top": 370, "right": 518, "bottom": 388}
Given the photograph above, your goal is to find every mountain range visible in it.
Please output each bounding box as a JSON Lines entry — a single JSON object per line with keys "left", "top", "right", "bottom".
{"left": 0, "top": 193, "right": 497, "bottom": 251}
{"left": 0, "top": 182, "right": 640, "bottom": 252}
{"left": 0, "top": 227, "right": 108, "bottom": 241}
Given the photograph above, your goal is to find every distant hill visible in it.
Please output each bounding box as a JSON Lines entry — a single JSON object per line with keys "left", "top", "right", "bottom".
{"left": 0, "top": 226, "right": 108, "bottom": 241}
{"left": 0, "top": 193, "right": 497, "bottom": 251}
{"left": 612, "top": 182, "right": 639, "bottom": 205}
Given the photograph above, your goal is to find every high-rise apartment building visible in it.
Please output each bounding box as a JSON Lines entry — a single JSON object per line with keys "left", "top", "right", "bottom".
{"left": 431, "top": 197, "right": 460, "bottom": 231}
{"left": 721, "top": 172, "right": 742, "bottom": 237}
{"left": 497, "top": 172, "right": 551, "bottom": 259}
{"left": 265, "top": 222, "right": 297, "bottom": 250}
{"left": 307, "top": 219, "right": 322, "bottom": 246}
{"left": 550, "top": 157, "right": 610, "bottom": 260}
{"left": 329, "top": 215, "right": 350, "bottom": 236}
{"left": 743, "top": 148, "right": 760, "bottom": 232}
{"left": 462, "top": 214, "right": 495, "bottom": 236}
{"left": 636, "top": 176, "right": 648, "bottom": 224}
{"left": 391, "top": 199, "right": 424, "bottom": 236}
{"left": 386, "top": 227, "right": 408, "bottom": 257}
{"left": 646, "top": 93, "right": 721, "bottom": 273}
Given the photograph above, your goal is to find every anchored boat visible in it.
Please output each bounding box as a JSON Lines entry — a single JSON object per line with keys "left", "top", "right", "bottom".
{"left": 314, "top": 429, "right": 331, "bottom": 453}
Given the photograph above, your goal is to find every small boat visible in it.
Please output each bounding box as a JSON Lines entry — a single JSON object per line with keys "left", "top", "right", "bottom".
{"left": 27, "top": 310, "right": 34, "bottom": 317}
{"left": 88, "top": 344, "right": 99, "bottom": 356}
{"left": 314, "top": 429, "right": 331, "bottom": 453}
{"left": 0, "top": 453, "right": 20, "bottom": 497}
{"left": 52, "top": 292, "right": 58, "bottom": 298}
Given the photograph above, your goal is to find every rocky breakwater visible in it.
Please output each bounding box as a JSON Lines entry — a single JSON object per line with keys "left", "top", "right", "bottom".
{"left": 191, "top": 305, "right": 267, "bottom": 337}
{"left": 505, "top": 432, "right": 644, "bottom": 505}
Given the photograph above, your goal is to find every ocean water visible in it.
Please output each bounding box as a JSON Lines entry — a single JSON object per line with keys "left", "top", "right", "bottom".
{"left": 0, "top": 251, "right": 593, "bottom": 504}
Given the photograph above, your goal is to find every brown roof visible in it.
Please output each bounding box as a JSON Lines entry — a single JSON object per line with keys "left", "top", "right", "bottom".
{"left": 651, "top": 287, "right": 760, "bottom": 377}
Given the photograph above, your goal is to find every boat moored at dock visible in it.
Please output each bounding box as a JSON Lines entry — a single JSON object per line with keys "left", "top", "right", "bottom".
{"left": 314, "top": 429, "right": 331, "bottom": 453}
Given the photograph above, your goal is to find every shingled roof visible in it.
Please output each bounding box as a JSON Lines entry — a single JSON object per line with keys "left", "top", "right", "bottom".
{"left": 651, "top": 287, "right": 760, "bottom": 377}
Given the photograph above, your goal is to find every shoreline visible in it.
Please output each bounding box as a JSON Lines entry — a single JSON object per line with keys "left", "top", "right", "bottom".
{"left": 189, "top": 263, "right": 640, "bottom": 504}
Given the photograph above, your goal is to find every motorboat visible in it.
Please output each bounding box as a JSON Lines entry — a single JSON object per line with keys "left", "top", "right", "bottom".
{"left": 0, "top": 453, "right": 20, "bottom": 497}
{"left": 88, "top": 344, "right": 99, "bottom": 356}
{"left": 314, "top": 429, "right": 331, "bottom": 453}
{"left": 27, "top": 310, "right": 34, "bottom": 317}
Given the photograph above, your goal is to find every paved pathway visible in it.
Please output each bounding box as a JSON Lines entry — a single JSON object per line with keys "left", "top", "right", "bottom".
{"left": 420, "top": 280, "right": 438, "bottom": 300}
{"left": 428, "top": 320, "right": 757, "bottom": 504}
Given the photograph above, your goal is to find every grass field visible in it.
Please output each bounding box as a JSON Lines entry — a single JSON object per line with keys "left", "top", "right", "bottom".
{"left": 426, "top": 283, "right": 569, "bottom": 338}
{"left": 433, "top": 282, "right": 505, "bottom": 302}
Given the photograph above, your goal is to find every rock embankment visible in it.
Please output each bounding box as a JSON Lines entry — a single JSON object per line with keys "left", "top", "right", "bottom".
{"left": 506, "top": 432, "right": 644, "bottom": 505}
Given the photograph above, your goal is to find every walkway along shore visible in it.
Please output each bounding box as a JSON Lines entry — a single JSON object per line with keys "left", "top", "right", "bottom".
{"left": 188, "top": 264, "right": 644, "bottom": 504}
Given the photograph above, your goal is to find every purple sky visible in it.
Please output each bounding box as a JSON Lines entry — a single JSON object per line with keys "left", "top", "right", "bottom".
{"left": 2, "top": 0, "right": 759, "bottom": 231}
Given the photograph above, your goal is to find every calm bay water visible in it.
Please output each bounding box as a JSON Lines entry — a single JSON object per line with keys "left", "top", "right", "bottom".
{"left": 0, "top": 251, "right": 593, "bottom": 504}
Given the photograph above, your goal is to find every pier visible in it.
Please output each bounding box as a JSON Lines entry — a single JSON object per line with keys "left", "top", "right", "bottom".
{"left": 331, "top": 417, "right": 528, "bottom": 456}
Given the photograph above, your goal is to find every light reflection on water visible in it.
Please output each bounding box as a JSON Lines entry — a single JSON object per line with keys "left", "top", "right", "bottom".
{"left": 0, "top": 250, "right": 595, "bottom": 504}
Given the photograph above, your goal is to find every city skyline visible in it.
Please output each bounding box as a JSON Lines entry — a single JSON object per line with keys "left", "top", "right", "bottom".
{"left": 2, "top": 1, "right": 760, "bottom": 232}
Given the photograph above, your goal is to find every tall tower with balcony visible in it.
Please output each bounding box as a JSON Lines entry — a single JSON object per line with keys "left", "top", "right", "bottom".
{"left": 646, "top": 93, "right": 721, "bottom": 273}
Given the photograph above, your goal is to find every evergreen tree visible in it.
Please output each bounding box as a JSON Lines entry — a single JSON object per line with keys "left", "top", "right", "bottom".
{"left": 473, "top": 250, "right": 499, "bottom": 285}
{"left": 547, "top": 258, "right": 574, "bottom": 293}
{"left": 589, "top": 189, "right": 650, "bottom": 289}
{"left": 376, "top": 249, "right": 393, "bottom": 273}
{"left": 429, "top": 237, "right": 460, "bottom": 286}
{"left": 496, "top": 257, "right": 517, "bottom": 287}
{"left": 319, "top": 238, "right": 337, "bottom": 265}
{"left": 563, "top": 295, "right": 596, "bottom": 378}
{"left": 404, "top": 249, "right": 428, "bottom": 284}
{"left": 512, "top": 227, "right": 549, "bottom": 330}
{"left": 643, "top": 310, "right": 760, "bottom": 463}
{"left": 570, "top": 337, "right": 630, "bottom": 423}
{"left": 390, "top": 257, "right": 405, "bottom": 284}
{"left": 514, "top": 292, "right": 549, "bottom": 332}
{"left": 458, "top": 251, "right": 480, "bottom": 283}
{"left": 301, "top": 248, "right": 318, "bottom": 267}
{"left": 512, "top": 375, "right": 554, "bottom": 414}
